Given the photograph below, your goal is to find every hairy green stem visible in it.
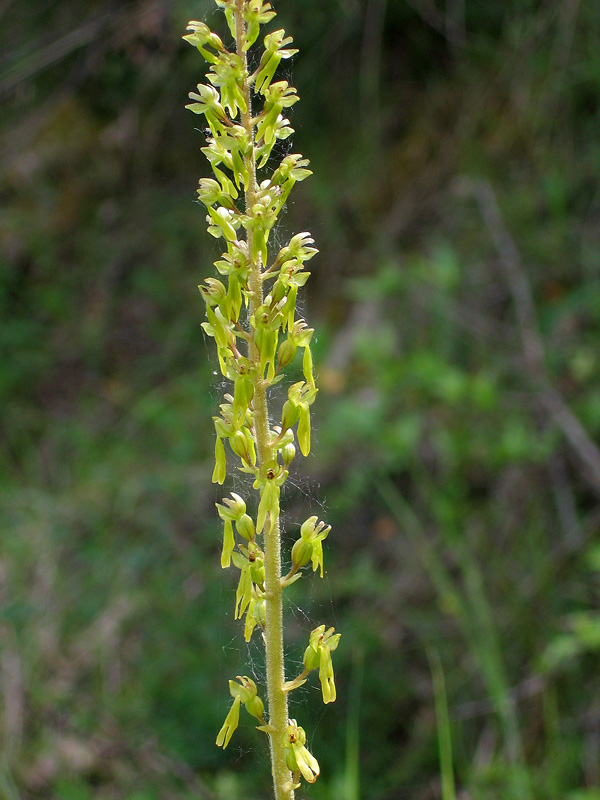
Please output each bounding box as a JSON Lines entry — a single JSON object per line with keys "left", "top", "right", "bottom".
{"left": 233, "top": 4, "right": 292, "bottom": 799}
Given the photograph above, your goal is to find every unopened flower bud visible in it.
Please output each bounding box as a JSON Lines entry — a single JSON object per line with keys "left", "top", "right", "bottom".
{"left": 282, "top": 442, "right": 296, "bottom": 467}
{"left": 245, "top": 694, "right": 265, "bottom": 720}
{"left": 285, "top": 747, "right": 299, "bottom": 774}
{"left": 291, "top": 537, "right": 313, "bottom": 571}
{"left": 236, "top": 513, "right": 255, "bottom": 541}
{"left": 250, "top": 560, "right": 265, "bottom": 585}
{"left": 303, "top": 642, "right": 320, "bottom": 672}
{"left": 230, "top": 430, "right": 250, "bottom": 460}
{"left": 277, "top": 338, "right": 297, "bottom": 368}
{"left": 281, "top": 399, "right": 300, "bottom": 431}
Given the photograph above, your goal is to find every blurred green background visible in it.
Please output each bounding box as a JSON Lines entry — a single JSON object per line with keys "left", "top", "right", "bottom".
{"left": 2, "top": 1, "right": 600, "bottom": 798}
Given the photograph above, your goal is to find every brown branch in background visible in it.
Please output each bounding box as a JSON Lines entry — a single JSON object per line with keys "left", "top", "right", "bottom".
{"left": 456, "top": 178, "right": 600, "bottom": 495}
{"left": 405, "top": 0, "right": 466, "bottom": 46}
{"left": 0, "top": 624, "right": 24, "bottom": 764}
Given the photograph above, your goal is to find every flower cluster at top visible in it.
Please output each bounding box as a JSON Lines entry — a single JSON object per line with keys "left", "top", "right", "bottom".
{"left": 184, "top": 1, "right": 339, "bottom": 791}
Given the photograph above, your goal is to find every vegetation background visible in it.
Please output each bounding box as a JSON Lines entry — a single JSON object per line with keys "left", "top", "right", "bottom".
{"left": 2, "top": 1, "right": 600, "bottom": 798}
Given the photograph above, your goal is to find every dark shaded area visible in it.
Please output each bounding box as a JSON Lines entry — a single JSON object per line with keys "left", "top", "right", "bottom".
{"left": 2, "top": 1, "right": 600, "bottom": 799}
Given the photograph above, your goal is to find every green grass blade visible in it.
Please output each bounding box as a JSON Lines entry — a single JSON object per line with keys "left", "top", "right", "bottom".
{"left": 427, "top": 648, "right": 456, "bottom": 800}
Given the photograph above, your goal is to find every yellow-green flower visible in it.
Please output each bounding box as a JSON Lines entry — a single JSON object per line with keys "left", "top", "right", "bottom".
{"left": 216, "top": 676, "right": 265, "bottom": 749}
{"left": 300, "top": 516, "right": 331, "bottom": 577}
{"left": 232, "top": 543, "right": 265, "bottom": 619}
{"left": 303, "top": 625, "right": 341, "bottom": 704}
{"left": 282, "top": 720, "right": 320, "bottom": 784}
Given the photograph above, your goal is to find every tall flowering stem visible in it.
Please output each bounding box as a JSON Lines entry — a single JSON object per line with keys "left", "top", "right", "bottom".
{"left": 183, "top": 2, "right": 339, "bottom": 799}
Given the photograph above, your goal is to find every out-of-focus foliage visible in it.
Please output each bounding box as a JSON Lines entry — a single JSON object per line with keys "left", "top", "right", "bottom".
{"left": 1, "top": 1, "right": 600, "bottom": 799}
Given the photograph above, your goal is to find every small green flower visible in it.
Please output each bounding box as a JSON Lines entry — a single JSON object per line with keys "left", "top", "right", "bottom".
{"left": 275, "top": 231, "right": 318, "bottom": 266}
{"left": 300, "top": 515, "right": 331, "bottom": 577}
{"left": 183, "top": 21, "right": 225, "bottom": 64}
{"left": 243, "top": 593, "right": 265, "bottom": 641}
{"left": 242, "top": 0, "right": 276, "bottom": 49}
{"left": 232, "top": 542, "right": 265, "bottom": 619}
{"left": 256, "top": 81, "right": 299, "bottom": 145}
{"left": 255, "top": 461, "right": 287, "bottom": 535}
{"left": 213, "top": 0, "right": 238, "bottom": 39}
{"left": 271, "top": 154, "right": 313, "bottom": 186}
{"left": 207, "top": 52, "right": 247, "bottom": 117}
{"left": 186, "top": 84, "right": 228, "bottom": 135}
{"left": 213, "top": 401, "right": 236, "bottom": 440}
{"left": 270, "top": 154, "right": 312, "bottom": 211}
{"left": 285, "top": 320, "right": 314, "bottom": 380}
{"left": 204, "top": 304, "right": 232, "bottom": 350}
{"left": 253, "top": 29, "right": 298, "bottom": 94}
{"left": 250, "top": 301, "right": 282, "bottom": 382}
{"left": 229, "top": 358, "right": 254, "bottom": 426}
{"left": 207, "top": 205, "right": 240, "bottom": 242}
{"left": 216, "top": 493, "right": 250, "bottom": 567}
{"left": 287, "top": 381, "right": 318, "bottom": 456}
{"left": 216, "top": 676, "right": 266, "bottom": 748}
{"left": 255, "top": 115, "right": 294, "bottom": 167}
{"left": 231, "top": 675, "right": 265, "bottom": 720}
{"left": 214, "top": 241, "right": 252, "bottom": 282}
{"left": 203, "top": 132, "right": 250, "bottom": 190}
{"left": 282, "top": 720, "right": 320, "bottom": 784}
{"left": 198, "top": 276, "right": 228, "bottom": 307}
{"left": 303, "top": 625, "right": 340, "bottom": 704}
{"left": 197, "top": 178, "right": 238, "bottom": 210}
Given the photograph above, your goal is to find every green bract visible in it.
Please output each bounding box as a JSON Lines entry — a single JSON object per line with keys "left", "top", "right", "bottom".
{"left": 184, "top": 4, "right": 339, "bottom": 798}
